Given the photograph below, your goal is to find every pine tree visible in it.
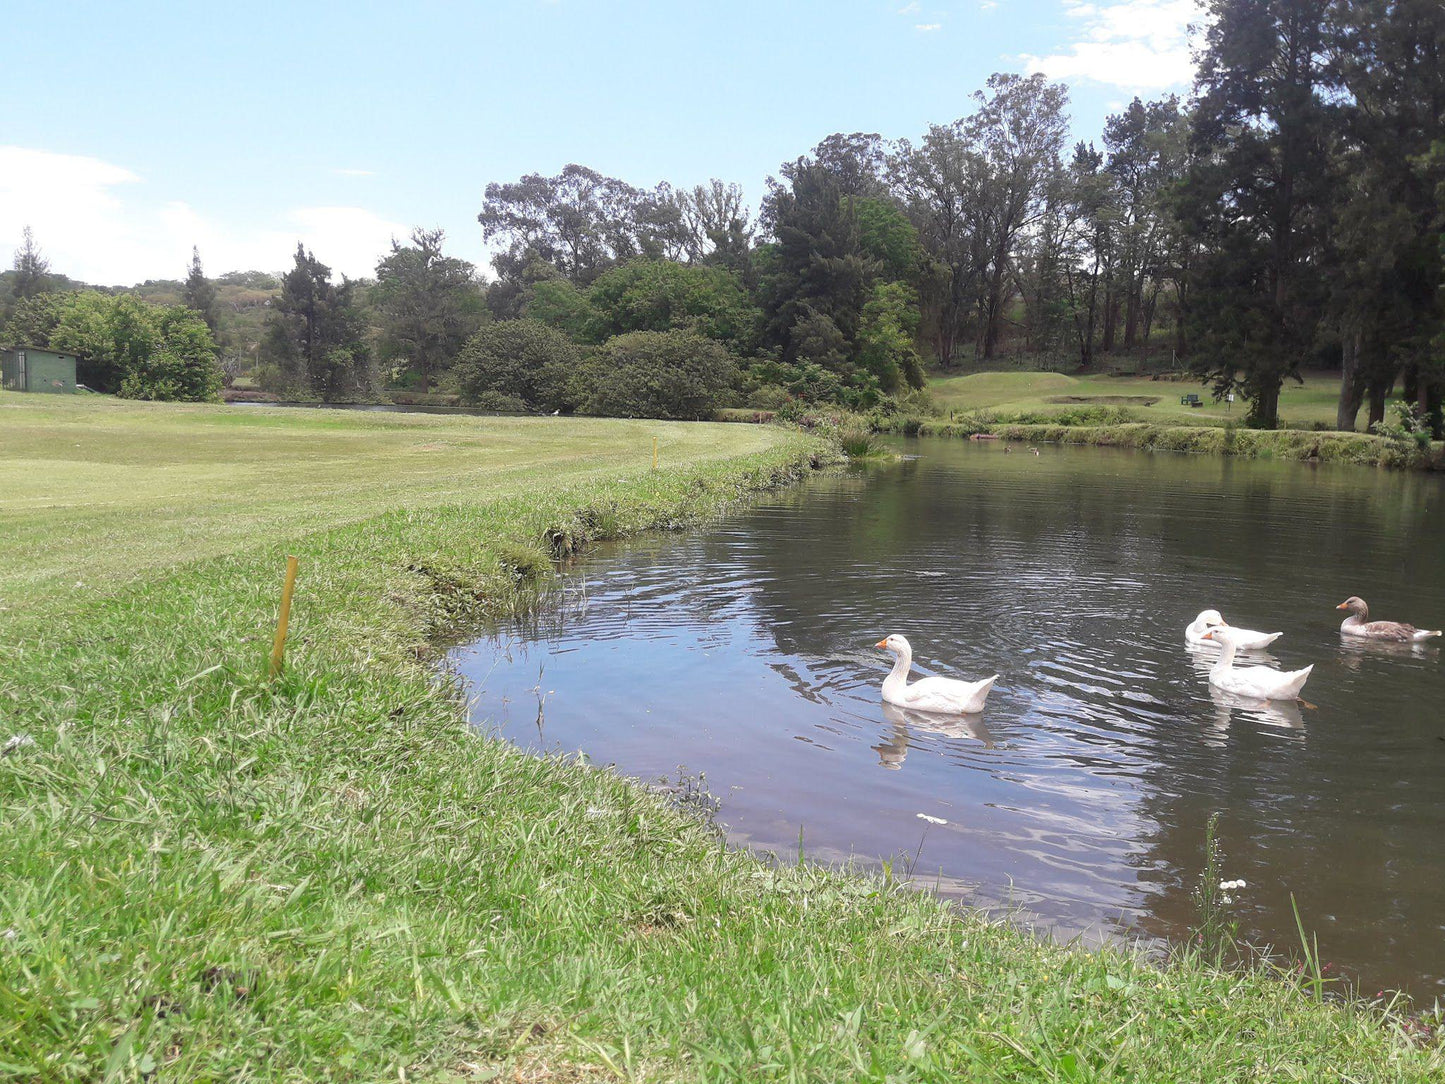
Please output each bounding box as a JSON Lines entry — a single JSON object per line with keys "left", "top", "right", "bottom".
{"left": 12, "top": 226, "right": 51, "bottom": 302}
{"left": 182, "top": 247, "right": 221, "bottom": 337}
{"left": 1183, "top": 0, "right": 1335, "bottom": 428}
{"left": 261, "top": 243, "right": 370, "bottom": 399}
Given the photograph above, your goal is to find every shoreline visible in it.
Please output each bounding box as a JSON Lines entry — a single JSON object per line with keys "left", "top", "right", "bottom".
{"left": 872, "top": 415, "right": 1445, "bottom": 471}
{"left": 3, "top": 409, "right": 1442, "bottom": 1079}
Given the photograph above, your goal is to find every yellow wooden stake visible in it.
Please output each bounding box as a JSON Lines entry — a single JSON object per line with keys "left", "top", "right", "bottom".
{"left": 652, "top": 436, "right": 658, "bottom": 470}
{"left": 269, "top": 555, "right": 299, "bottom": 678}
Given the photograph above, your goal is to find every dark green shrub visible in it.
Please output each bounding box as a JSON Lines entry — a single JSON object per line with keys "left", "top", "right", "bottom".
{"left": 579, "top": 331, "right": 737, "bottom": 420}
{"left": 455, "top": 319, "right": 582, "bottom": 412}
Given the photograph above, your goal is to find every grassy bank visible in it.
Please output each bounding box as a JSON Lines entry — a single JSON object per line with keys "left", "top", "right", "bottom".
{"left": 928, "top": 370, "right": 1352, "bottom": 429}
{"left": 3, "top": 397, "right": 1441, "bottom": 1081}
{"left": 876, "top": 414, "right": 1445, "bottom": 470}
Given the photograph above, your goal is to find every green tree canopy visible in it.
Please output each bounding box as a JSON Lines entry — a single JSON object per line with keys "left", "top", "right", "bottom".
{"left": 584, "top": 259, "right": 759, "bottom": 348}
{"left": 261, "top": 243, "right": 371, "bottom": 398}
{"left": 579, "top": 330, "right": 737, "bottom": 420}
{"left": 373, "top": 228, "right": 486, "bottom": 393}
{"left": 46, "top": 292, "right": 221, "bottom": 401}
{"left": 454, "top": 318, "right": 582, "bottom": 412}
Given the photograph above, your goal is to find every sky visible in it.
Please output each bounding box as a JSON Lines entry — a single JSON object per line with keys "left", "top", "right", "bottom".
{"left": 0, "top": 0, "right": 1201, "bottom": 287}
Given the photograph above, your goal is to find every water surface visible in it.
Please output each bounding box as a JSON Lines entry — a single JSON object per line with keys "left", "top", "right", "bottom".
{"left": 453, "top": 440, "right": 1445, "bottom": 996}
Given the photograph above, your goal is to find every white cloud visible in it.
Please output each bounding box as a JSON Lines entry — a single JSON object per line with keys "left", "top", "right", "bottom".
{"left": 0, "top": 145, "right": 406, "bottom": 284}
{"left": 916, "top": 21, "right": 943, "bottom": 30}
{"left": 897, "top": 1, "right": 922, "bottom": 13}
{"left": 980, "top": 1, "right": 999, "bottom": 10}
{"left": 1021, "top": 0, "right": 1197, "bottom": 90}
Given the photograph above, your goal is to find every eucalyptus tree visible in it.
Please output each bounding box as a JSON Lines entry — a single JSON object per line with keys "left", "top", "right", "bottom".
{"left": 889, "top": 123, "right": 990, "bottom": 367}
{"left": 966, "top": 74, "right": 1071, "bottom": 361}
{"left": 478, "top": 164, "right": 683, "bottom": 287}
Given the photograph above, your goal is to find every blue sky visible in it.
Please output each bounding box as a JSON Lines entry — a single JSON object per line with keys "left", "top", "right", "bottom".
{"left": 1, "top": 0, "right": 1198, "bottom": 285}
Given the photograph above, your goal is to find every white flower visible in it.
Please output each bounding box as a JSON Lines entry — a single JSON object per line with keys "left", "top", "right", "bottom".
{"left": 916, "top": 813, "right": 948, "bottom": 825}
{"left": 1218, "top": 879, "right": 1247, "bottom": 891}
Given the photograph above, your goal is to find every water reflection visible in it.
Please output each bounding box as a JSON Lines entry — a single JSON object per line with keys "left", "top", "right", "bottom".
{"left": 874, "top": 702, "right": 996, "bottom": 769}
{"left": 452, "top": 439, "right": 1445, "bottom": 997}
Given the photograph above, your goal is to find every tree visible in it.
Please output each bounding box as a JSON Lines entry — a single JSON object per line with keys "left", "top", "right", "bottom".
{"left": 891, "top": 123, "right": 990, "bottom": 367}
{"left": 478, "top": 165, "right": 682, "bottom": 286}
{"left": 967, "top": 74, "right": 1070, "bottom": 361}
{"left": 261, "top": 243, "right": 371, "bottom": 398}
{"left": 182, "top": 247, "right": 221, "bottom": 336}
{"left": 1183, "top": 0, "right": 1335, "bottom": 427}
{"left": 759, "top": 161, "right": 879, "bottom": 378}
{"left": 454, "top": 319, "right": 581, "bottom": 412}
{"left": 579, "top": 330, "right": 737, "bottom": 419}
{"left": 46, "top": 292, "right": 221, "bottom": 400}
{"left": 4, "top": 292, "right": 69, "bottom": 347}
{"left": 1326, "top": 0, "right": 1445, "bottom": 434}
{"left": 584, "top": 259, "right": 759, "bottom": 348}
{"left": 679, "top": 180, "right": 754, "bottom": 274}
{"left": 373, "top": 228, "right": 485, "bottom": 393}
{"left": 12, "top": 226, "right": 52, "bottom": 302}
{"left": 857, "top": 282, "right": 926, "bottom": 392}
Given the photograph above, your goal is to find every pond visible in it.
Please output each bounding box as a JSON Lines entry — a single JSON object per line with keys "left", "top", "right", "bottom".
{"left": 451, "top": 438, "right": 1445, "bottom": 998}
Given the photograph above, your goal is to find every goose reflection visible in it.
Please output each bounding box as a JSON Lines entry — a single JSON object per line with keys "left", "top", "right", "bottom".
{"left": 872, "top": 701, "right": 996, "bottom": 770}
{"left": 1207, "top": 684, "right": 1306, "bottom": 733}
{"left": 1336, "top": 636, "right": 1441, "bottom": 671}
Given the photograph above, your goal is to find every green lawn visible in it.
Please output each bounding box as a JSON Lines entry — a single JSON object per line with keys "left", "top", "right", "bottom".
{"left": 2, "top": 395, "right": 1440, "bottom": 1081}
{"left": 928, "top": 370, "right": 1353, "bottom": 428}
{"left": 0, "top": 394, "right": 784, "bottom": 617}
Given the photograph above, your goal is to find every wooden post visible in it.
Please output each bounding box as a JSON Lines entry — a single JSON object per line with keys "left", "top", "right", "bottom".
{"left": 652, "top": 436, "right": 658, "bottom": 470}
{"left": 269, "top": 555, "right": 299, "bottom": 678}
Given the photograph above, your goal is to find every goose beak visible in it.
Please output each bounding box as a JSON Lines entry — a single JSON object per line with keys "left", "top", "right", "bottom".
{"left": 1335, "top": 602, "right": 1348, "bottom": 610}
{"left": 875, "top": 639, "right": 888, "bottom": 649}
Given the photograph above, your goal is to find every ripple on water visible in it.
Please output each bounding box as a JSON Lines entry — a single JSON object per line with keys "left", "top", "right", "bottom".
{"left": 453, "top": 441, "right": 1445, "bottom": 998}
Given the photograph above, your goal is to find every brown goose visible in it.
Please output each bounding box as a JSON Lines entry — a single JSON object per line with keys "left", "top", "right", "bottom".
{"left": 1336, "top": 597, "right": 1442, "bottom": 643}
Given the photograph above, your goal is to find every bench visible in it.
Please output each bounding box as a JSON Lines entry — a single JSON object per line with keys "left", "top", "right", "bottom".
{"left": 1180, "top": 393, "right": 1203, "bottom": 407}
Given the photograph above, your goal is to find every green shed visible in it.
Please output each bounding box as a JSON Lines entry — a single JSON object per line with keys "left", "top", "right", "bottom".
{"left": 0, "top": 345, "right": 77, "bottom": 393}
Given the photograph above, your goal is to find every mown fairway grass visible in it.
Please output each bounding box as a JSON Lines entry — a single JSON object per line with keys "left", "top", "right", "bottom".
{"left": 928, "top": 370, "right": 1351, "bottom": 428}
{"left": 3, "top": 395, "right": 1441, "bottom": 1081}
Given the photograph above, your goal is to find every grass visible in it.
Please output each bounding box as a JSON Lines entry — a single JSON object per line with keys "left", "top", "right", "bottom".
{"left": 3, "top": 394, "right": 1442, "bottom": 1081}
{"left": 928, "top": 370, "right": 1352, "bottom": 429}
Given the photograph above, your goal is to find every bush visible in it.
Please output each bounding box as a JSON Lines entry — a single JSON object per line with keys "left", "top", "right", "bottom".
{"left": 467, "top": 390, "right": 529, "bottom": 413}
{"left": 579, "top": 330, "right": 737, "bottom": 420}
{"left": 46, "top": 292, "right": 222, "bottom": 401}
{"left": 454, "top": 319, "right": 582, "bottom": 412}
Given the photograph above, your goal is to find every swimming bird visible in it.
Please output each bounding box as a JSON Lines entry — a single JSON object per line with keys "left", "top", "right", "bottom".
{"left": 876, "top": 634, "right": 998, "bottom": 714}
{"left": 1185, "top": 609, "right": 1283, "bottom": 651}
{"left": 1200, "top": 626, "right": 1313, "bottom": 701}
{"left": 1336, "top": 597, "right": 1441, "bottom": 643}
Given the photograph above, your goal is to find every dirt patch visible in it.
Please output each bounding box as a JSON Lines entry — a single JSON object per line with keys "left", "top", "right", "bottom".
{"left": 1044, "top": 394, "right": 1160, "bottom": 406}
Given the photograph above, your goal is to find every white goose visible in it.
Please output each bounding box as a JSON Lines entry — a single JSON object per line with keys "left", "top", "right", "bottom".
{"left": 876, "top": 634, "right": 998, "bottom": 714}
{"left": 1199, "top": 626, "right": 1312, "bottom": 701}
{"left": 1185, "top": 609, "right": 1282, "bottom": 651}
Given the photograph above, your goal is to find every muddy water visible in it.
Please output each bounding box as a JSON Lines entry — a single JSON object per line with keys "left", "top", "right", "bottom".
{"left": 453, "top": 439, "right": 1445, "bottom": 997}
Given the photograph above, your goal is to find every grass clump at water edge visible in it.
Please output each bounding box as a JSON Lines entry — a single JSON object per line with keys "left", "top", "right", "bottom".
{"left": 1, "top": 398, "right": 1441, "bottom": 1080}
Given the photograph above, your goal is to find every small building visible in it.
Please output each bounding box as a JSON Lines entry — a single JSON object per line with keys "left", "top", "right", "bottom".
{"left": 0, "top": 345, "right": 77, "bottom": 393}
